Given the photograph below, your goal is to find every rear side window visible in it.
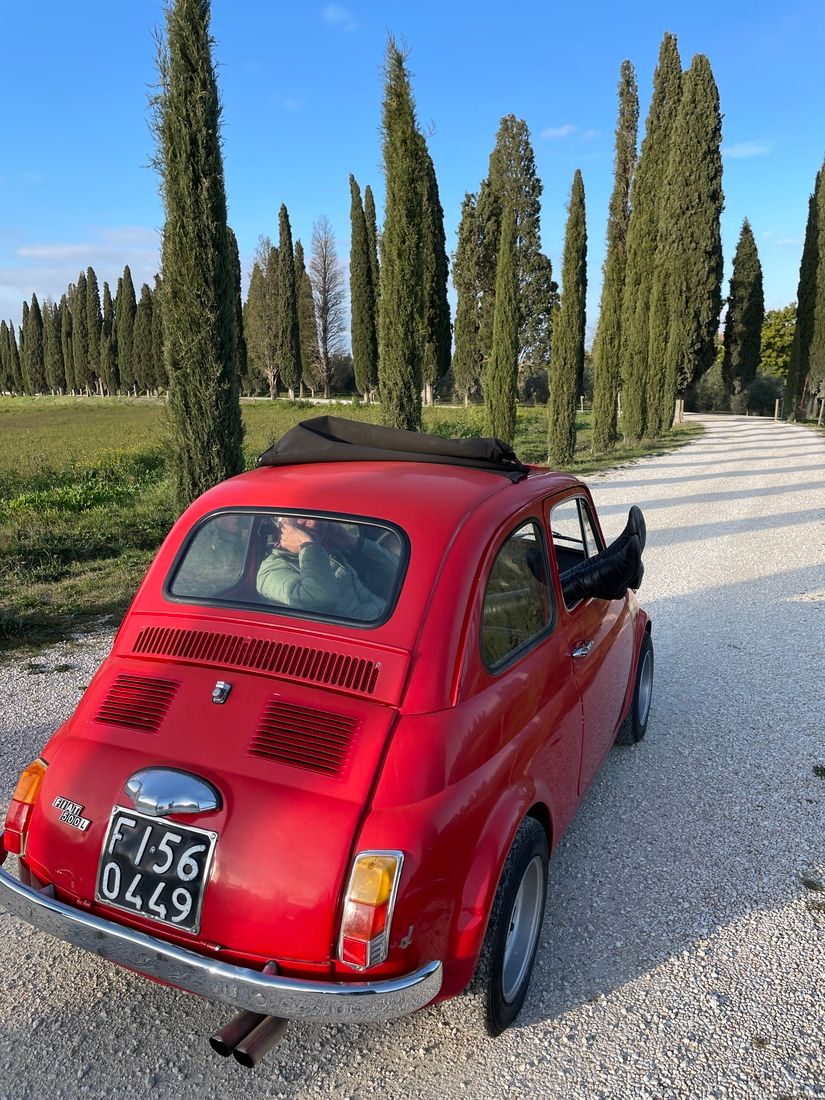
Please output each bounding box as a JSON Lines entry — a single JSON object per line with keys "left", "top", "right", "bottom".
{"left": 481, "top": 521, "right": 554, "bottom": 671}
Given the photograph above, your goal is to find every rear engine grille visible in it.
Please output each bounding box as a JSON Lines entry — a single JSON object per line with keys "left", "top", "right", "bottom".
{"left": 133, "top": 626, "right": 380, "bottom": 696}
{"left": 95, "top": 674, "right": 179, "bottom": 733}
{"left": 249, "top": 700, "right": 358, "bottom": 776}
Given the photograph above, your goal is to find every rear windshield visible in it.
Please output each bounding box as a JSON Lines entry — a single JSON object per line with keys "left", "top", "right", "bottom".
{"left": 167, "top": 511, "right": 406, "bottom": 626}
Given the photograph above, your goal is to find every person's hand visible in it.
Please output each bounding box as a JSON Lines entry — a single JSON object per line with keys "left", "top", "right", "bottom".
{"left": 278, "top": 517, "right": 318, "bottom": 554}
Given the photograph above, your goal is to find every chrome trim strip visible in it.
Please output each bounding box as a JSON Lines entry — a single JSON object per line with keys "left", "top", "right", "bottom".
{"left": 0, "top": 845, "right": 442, "bottom": 1023}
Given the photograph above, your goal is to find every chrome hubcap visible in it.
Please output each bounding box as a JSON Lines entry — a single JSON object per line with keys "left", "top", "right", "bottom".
{"left": 502, "top": 855, "right": 545, "bottom": 1004}
{"left": 637, "top": 649, "right": 653, "bottom": 726}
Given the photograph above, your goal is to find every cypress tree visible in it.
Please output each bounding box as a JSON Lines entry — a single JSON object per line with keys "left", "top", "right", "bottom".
{"left": 60, "top": 297, "right": 74, "bottom": 392}
{"left": 419, "top": 141, "right": 451, "bottom": 404}
{"left": 592, "top": 60, "right": 638, "bottom": 452}
{"left": 244, "top": 261, "right": 267, "bottom": 393}
{"left": 653, "top": 54, "right": 724, "bottom": 431}
{"left": 23, "top": 294, "right": 46, "bottom": 393}
{"left": 620, "top": 32, "right": 682, "bottom": 440}
{"left": 44, "top": 300, "right": 65, "bottom": 393}
{"left": 276, "top": 204, "right": 301, "bottom": 399}
{"left": 133, "top": 283, "right": 155, "bottom": 392}
{"left": 9, "top": 324, "right": 23, "bottom": 394}
{"left": 478, "top": 115, "right": 553, "bottom": 375}
{"left": 72, "top": 272, "right": 92, "bottom": 392}
{"left": 806, "top": 167, "right": 825, "bottom": 409}
{"left": 86, "top": 266, "right": 102, "bottom": 389}
{"left": 549, "top": 171, "right": 587, "bottom": 467}
{"left": 116, "top": 266, "right": 137, "bottom": 391}
{"left": 378, "top": 37, "right": 423, "bottom": 430}
{"left": 153, "top": 0, "right": 244, "bottom": 508}
{"left": 722, "top": 220, "right": 764, "bottom": 397}
{"left": 0, "top": 321, "right": 9, "bottom": 393}
{"left": 484, "top": 206, "right": 519, "bottom": 443}
{"left": 786, "top": 166, "right": 825, "bottom": 417}
{"left": 364, "top": 184, "right": 380, "bottom": 337}
{"left": 452, "top": 193, "right": 483, "bottom": 403}
{"left": 227, "top": 229, "right": 246, "bottom": 396}
{"left": 295, "top": 240, "right": 321, "bottom": 394}
{"left": 99, "top": 281, "right": 118, "bottom": 393}
{"left": 19, "top": 301, "right": 28, "bottom": 384}
{"left": 349, "top": 175, "right": 378, "bottom": 398}
{"left": 152, "top": 275, "right": 166, "bottom": 389}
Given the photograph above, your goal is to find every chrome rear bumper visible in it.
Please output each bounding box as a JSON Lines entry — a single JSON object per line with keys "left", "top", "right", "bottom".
{"left": 0, "top": 845, "right": 442, "bottom": 1023}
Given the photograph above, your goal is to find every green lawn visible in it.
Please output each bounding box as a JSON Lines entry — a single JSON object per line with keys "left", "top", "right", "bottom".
{"left": 0, "top": 396, "right": 701, "bottom": 653}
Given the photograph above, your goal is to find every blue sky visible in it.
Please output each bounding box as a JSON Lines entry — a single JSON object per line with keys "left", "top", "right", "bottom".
{"left": 2, "top": 0, "right": 824, "bottom": 343}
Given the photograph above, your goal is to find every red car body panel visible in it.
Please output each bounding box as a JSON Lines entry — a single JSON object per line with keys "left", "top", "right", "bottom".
{"left": 7, "top": 458, "right": 650, "bottom": 1006}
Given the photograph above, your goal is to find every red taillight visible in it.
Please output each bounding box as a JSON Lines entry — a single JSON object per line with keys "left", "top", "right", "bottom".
{"left": 338, "top": 852, "right": 403, "bottom": 970}
{"left": 3, "top": 758, "right": 47, "bottom": 857}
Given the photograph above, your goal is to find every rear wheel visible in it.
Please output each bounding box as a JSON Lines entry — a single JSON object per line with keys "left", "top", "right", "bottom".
{"left": 467, "top": 817, "right": 548, "bottom": 1036}
{"left": 616, "top": 631, "right": 654, "bottom": 745}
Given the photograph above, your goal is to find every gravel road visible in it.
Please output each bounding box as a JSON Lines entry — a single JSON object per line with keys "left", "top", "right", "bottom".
{"left": 1, "top": 414, "right": 823, "bottom": 1100}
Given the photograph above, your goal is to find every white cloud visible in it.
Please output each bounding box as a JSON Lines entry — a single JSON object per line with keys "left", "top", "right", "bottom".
{"left": 722, "top": 141, "right": 771, "bottom": 159}
{"left": 321, "top": 4, "right": 355, "bottom": 30}
{"left": 541, "top": 124, "right": 577, "bottom": 140}
{"left": 582, "top": 129, "right": 600, "bottom": 141}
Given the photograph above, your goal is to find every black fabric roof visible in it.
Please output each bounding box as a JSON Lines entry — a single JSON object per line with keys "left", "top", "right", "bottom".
{"left": 256, "top": 416, "right": 530, "bottom": 479}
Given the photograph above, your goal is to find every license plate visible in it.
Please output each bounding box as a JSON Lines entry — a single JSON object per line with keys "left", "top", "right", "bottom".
{"left": 96, "top": 807, "right": 217, "bottom": 935}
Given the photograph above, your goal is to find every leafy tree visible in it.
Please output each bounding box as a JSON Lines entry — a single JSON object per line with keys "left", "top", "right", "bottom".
{"left": 244, "top": 238, "right": 280, "bottom": 397}
{"left": 60, "top": 297, "right": 74, "bottom": 392}
{"left": 760, "top": 304, "right": 795, "bottom": 378}
{"left": 276, "top": 204, "right": 301, "bottom": 399}
{"left": 652, "top": 53, "right": 724, "bottom": 433}
{"left": 722, "top": 220, "right": 764, "bottom": 396}
{"left": 479, "top": 115, "right": 554, "bottom": 376}
{"left": 44, "top": 300, "right": 65, "bottom": 393}
{"left": 227, "top": 229, "right": 246, "bottom": 397}
{"left": 452, "top": 193, "right": 483, "bottom": 402}
{"left": 419, "top": 139, "right": 451, "bottom": 403}
{"left": 133, "top": 283, "right": 155, "bottom": 391}
{"left": 153, "top": 0, "right": 244, "bottom": 509}
{"left": 364, "top": 184, "right": 380, "bottom": 336}
{"left": 549, "top": 171, "right": 587, "bottom": 467}
{"left": 116, "top": 266, "right": 137, "bottom": 391}
{"left": 23, "top": 294, "right": 46, "bottom": 393}
{"left": 86, "top": 266, "right": 102, "bottom": 386}
{"left": 294, "top": 240, "right": 322, "bottom": 394}
{"left": 309, "top": 215, "right": 346, "bottom": 399}
{"left": 591, "top": 60, "right": 638, "bottom": 452}
{"left": 377, "top": 37, "right": 423, "bottom": 429}
{"left": 620, "top": 32, "right": 682, "bottom": 440}
{"left": 484, "top": 206, "right": 519, "bottom": 443}
{"left": 72, "top": 272, "right": 92, "bottom": 392}
{"left": 349, "top": 175, "right": 378, "bottom": 398}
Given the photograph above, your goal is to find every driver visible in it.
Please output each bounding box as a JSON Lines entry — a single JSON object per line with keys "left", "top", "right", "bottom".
{"left": 256, "top": 515, "right": 397, "bottom": 620}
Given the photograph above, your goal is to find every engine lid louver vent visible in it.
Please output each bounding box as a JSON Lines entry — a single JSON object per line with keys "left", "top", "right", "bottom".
{"left": 250, "top": 700, "right": 358, "bottom": 776}
{"left": 95, "top": 674, "right": 179, "bottom": 733}
{"left": 132, "top": 626, "right": 380, "bottom": 696}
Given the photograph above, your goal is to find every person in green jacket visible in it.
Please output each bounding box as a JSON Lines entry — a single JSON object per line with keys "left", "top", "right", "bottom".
{"left": 256, "top": 515, "right": 398, "bottom": 621}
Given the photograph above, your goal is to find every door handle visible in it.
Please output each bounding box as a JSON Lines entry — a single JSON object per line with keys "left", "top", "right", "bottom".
{"left": 572, "top": 640, "right": 594, "bottom": 658}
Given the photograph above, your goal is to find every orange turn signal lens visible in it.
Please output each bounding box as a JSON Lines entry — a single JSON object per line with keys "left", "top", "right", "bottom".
{"left": 348, "top": 855, "right": 398, "bottom": 906}
{"left": 11, "top": 759, "right": 47, "bottom": 805}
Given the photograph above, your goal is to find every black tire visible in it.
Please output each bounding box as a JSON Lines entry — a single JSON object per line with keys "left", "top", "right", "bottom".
{"left": 467, "top": 816, "right": 548, "bottom": 1036}
{"left": 615, "top": 631, "right": 654, "bottom": 745}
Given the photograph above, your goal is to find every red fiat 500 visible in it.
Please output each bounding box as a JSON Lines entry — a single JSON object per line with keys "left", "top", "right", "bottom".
{"left": 0, "top": 418, "right": 653, "bottom": 1065}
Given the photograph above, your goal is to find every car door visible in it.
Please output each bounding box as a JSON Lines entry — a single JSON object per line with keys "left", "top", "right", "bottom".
{"left": 545, "top": 494, "right": 634, "bottom": 795}
{"left": 467, "top": 517, "right": 583, "bottom": 839}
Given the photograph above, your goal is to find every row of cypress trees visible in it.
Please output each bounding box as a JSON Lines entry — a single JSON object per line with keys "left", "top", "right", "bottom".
{"left": 786, "top": 160, "right": 825, "bottom": 420}
{"left": 591, "top": 34, "right": 724, "bottom": 451}
{"left": 0, "top": 265, "right": 168, "bottom": 398}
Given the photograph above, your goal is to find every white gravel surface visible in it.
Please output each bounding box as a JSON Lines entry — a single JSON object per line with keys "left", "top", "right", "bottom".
{"left": 1, "top": 414, "right": 823, "bottom": 1099}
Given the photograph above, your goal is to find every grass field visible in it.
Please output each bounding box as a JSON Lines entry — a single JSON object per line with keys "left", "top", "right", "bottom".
{"left": 0, "top": 396, "right": 701, "bottom": 653}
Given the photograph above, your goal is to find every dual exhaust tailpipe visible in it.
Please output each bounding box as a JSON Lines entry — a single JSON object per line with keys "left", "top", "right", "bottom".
{"left": 209, "top": 962, "right": 289, "bottom": 1068}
